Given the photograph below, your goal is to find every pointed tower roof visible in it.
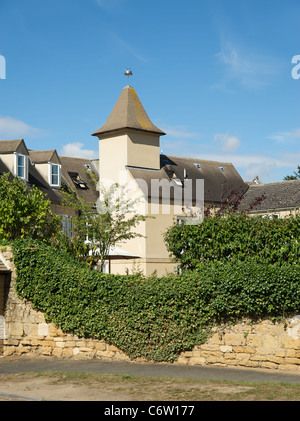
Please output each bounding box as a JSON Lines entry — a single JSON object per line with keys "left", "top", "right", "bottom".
{"left": 92, "top": 86, "right": 165, "bottom": 137}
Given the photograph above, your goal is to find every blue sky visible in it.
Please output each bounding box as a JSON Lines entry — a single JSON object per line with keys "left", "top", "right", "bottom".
{"left": 0, "top": 0, "right": 299, "bottom": 182}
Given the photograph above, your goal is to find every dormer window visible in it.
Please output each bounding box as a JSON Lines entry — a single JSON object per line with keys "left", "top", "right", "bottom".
{"left": 14, "top": 153, "right": 28, "bottom": 181}
{"left": 49, "top": 163, "right": 61, "bottom": 187}
{"left": 68, "top": 172, "right": 88, "bottom": 189}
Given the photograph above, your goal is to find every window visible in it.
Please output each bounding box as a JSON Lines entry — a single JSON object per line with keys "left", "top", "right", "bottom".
{"left": 17, "top": 155, "right": 25, "bottom": 178}
{"left": 193, "top": 163, "right": 201, "bottom": 170}
{"left": 14, "top": 153, "right": 28, "bottom": 180}
{"left": 51, "top": 164, "right": 59, "bottom": 186}
{"left": 49, "top": 163, "right": 61, "bottom": 187}
{"left": 219, "top": 166, "right": 225, "bottom": 172}
{"left": 68, "top": 172, "right": 88, "bottom": 189}
{"left": 60, "top": 215, "right": 74, "bottom": 237}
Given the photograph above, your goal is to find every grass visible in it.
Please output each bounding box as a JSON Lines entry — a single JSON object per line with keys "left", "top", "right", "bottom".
{"left": 0, "top": 371, "right": 299, "bottom": 401}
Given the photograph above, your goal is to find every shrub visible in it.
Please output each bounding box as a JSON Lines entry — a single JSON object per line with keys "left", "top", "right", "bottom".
{"left": 0, "top": 172, "right": 60, "bottom": 241}
{"left": 164, "top": 213, "right": 300, "bottom": 270}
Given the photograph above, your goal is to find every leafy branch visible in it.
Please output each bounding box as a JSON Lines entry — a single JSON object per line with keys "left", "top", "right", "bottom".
{"left": 61, "top": 178, "right": 148, "bottom": 271}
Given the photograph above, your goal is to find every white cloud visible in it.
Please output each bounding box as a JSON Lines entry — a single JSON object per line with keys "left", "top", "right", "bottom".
{"left": 267, "top": 128, "right": 300, "bottom": 143}
{"left": 161, "top": 125, "right": 200, "bottom": 139}
{"left": 214, "top": 40, "right": 282, "bottom": 90}
{"left": 0, "top": 116, "right": 44, "bottom": 139}
{"left": 60, "top": 142, "right": 98, "bottom": 160}
{"left": 214, "top": 133, "right": 240, "bottom": 152}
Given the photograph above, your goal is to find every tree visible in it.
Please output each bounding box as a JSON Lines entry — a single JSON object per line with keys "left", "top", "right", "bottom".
{"left": 61, "top": 181, "right": 147, "bottom": 271}
{"left": 0, "top": 172, "right": 61, "bottom": 241}
{"left": 284, "top": 165, "right": 300, "bottom": 180}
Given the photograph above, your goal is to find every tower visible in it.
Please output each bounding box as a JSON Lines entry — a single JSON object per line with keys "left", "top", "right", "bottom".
{"left": 91, "top": 79, "right": 173, "bottom": 276}
{"left": 92, "top": 84, "right": 165, "bottom": 184}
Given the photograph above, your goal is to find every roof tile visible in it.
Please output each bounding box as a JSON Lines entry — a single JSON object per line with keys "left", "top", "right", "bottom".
{"left": 92, "top": 86, "right": 165, "bottom": 136}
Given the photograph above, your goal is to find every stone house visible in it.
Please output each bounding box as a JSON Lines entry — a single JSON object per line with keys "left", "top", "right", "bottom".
{"left": 91, "top": 85, "right": 249, "bottom": 275}
{"left": 0, "top": 138, "right": 99, "bottom": 237}
{"left": 0, "top": 86, "right": 299, "bottom": 276}
{"left": 240, "top": 178, "right": 300, "bottom": 219}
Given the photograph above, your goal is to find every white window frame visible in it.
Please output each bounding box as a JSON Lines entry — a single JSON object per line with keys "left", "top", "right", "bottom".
{"left": 14, "top": 153, "right": 28, "bottom": 181}
{"left": 48, "top": 163, "right": 61, "bottom": 187}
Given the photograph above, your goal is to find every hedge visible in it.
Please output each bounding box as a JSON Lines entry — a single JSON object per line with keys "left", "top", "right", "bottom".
{"left": 164, "top": 213, "right": 300, "bottom": 270}
{"left": 12, "top": 239, "right": 300, "bottom": 362}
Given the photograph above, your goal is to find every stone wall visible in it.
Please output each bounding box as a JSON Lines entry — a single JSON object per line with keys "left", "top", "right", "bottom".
{"left": 1, "top": 248, "right": 130, "bottom": 362}
{"left": 178, "top": 317, "right": 300, "bottom": 371}
{"left": 0, "top": 273, "right": 5, "bottom": 356}
{"left": 1, "top": 248, "right": 300, "bottom": 372}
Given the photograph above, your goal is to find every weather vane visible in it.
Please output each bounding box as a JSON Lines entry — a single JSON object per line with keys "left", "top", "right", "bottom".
{"left": 124, "top": 67, "right": 133, "bottom": 83}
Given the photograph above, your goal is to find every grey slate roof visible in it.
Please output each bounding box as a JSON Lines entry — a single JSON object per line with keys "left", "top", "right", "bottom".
{"left": 128, "top": 154, "right": 248, "bottom": 203}
{"left": 29, "top": 150, "right": 59, "bottom": 164}
{"left": 0, "top": 139, "right": 26, "bottom": 153}
{"left": 59, "top": 156, "right": 99, "bottom": 204}
{"left": 92, "top": 86, "right": 165, "bottom": 137}
{"left": 239, "top": 180, "right": 300, "bottom": 212}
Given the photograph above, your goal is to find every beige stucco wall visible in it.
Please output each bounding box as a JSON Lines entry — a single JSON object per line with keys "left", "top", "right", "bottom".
{"left": 34, "top": 163, "right": 49, "bottom": 183}
{"left": 110, "top": 258, "right": 178, "bottom": 277}
{"left": 98, "top": 130, "right": 160, "bottom": 181}
{"left": 127, "top": 130, "right": 160, "bottom": 170}
{"left": 105, "top": 191, "right": 203, "bottom": 276}
{"left": 99, "top": 133, "right": 128, "bottom": 185}
{"left": 107, "top": 197, "right": 182, "bottom": 276}
{"left": 0, "top": 154, "right": 15, "bottom": 174}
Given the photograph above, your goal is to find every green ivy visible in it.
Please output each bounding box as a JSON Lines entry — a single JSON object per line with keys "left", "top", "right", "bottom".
{"left": 11, "top": 238, "right": 300, "bottom": 362}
